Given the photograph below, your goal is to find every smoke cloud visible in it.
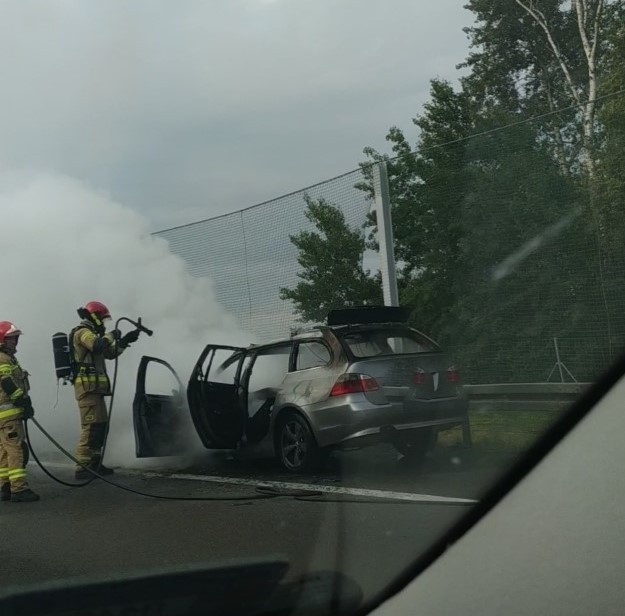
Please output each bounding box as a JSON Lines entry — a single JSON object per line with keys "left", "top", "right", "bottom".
{"left": 0, "top": 171, "right": 252, "bottom": 470}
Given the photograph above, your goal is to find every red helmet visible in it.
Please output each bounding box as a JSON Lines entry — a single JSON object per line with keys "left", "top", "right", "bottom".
{"left": 0, "top": 321, "right": 22, "bottom": 344}
{"left": 84, "top": 301, "right": 111, "bottom": 321}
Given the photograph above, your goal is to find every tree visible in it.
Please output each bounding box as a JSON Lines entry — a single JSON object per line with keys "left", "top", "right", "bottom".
{"left": 279, "top": 195, "right": 382, "bottom": 324}
{"left": 595, "top": 18, "right": 625, "bottom": 227}
{"left": 356, "top": 80, "right": 474, "bottom": 336}
{"left": 357, "top": 83, "right": 604, "bottom": 380}
{"left": 461, "top": 0, "right": 624, "bottom": 177}
{"left": 592, "top": 21, "right": 625, "bottom": 353}
{"left": 351, "top": 0, "right": 625, "bottom": 382}
{"left": 448, "top": 116, "right": 591, "bottom": 381}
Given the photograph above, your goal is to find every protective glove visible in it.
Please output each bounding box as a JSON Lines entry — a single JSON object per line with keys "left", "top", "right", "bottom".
{"left": 110, "top": 329, "right": 122, "bottom": 341}
{"left": 17, "top": 396, "right": 34, "bottom": 419}
{"left": 119, "top": 329, "right": 141, "bottom": 347}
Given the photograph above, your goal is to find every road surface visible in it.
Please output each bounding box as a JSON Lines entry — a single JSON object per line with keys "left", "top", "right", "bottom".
{"left": 1, "top": 444, "right": 517, "bottom": 604}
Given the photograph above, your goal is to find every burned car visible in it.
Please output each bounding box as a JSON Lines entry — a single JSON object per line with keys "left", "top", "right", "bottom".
{"left": 132, "top": 307, "right": 469, "bottom": 472}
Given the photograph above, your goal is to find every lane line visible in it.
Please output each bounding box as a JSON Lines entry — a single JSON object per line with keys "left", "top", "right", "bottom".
{"left": 37, "top": 462, "right": 477, "bottom": 504}
{"left": 135, "top": 470, "right": 478, "bottom": 504}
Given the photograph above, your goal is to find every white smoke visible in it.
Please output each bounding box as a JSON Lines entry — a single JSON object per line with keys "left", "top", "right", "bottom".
{"left": 0, "top": 171, "right": 253, "bottom": 470}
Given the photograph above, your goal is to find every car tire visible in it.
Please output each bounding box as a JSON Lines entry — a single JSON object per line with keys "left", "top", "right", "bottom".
{"left": 276, "top": 412, "right": 323, "bottom": 473}
{"left": 393, "top": 427, "right": 434, "bottom": 467}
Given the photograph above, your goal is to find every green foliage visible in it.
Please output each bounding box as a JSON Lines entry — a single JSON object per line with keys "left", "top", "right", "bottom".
{"left": 282, "top": 1, "right": 625, "bottom": 382}
{"left": 597, "top": 22, "right": 625, "bottom": 231}
{"left": 592, "top": 20, "right": 625, "bottom": 354}
{"left": 461, "top": 0, "right": 623, "bottom": 174}
{"left": 354, "top": 1, "right": 625, "bottom": 382}
{"left": 447, "top": 118, "right": 594, "bottom": 381}
{"left": 357, "top": 81, "right": 474, "bottom": 335}
{"left": 279, "top": 195, "right": 382, "bottom": 324}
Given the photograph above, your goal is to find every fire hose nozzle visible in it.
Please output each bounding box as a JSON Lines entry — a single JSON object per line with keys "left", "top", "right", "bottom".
{"left": 129, "top": 317, "right": 153, "bottom": 337}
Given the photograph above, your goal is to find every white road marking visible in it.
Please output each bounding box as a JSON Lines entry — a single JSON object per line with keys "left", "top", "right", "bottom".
{"left": 136, "top": 471, "right": 478, "bottom": 504}
{"left": 37, "top": 462, "right": 477, "bottom": 504}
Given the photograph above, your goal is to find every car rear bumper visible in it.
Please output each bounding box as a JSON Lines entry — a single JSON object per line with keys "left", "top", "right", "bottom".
{"left": 307, "top": 396, "right": 469, "bottom": 448}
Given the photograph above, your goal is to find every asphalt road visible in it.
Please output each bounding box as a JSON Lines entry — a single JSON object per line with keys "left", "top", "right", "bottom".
{"left": 0, "top": 444, "right": 516, "bottom": 605}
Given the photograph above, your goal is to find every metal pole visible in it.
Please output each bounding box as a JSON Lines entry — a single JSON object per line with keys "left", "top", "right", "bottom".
{"left": 372, "top": 161, "right": 399, "bottom": 307}
{"left": 554, "top": 337, "right": 564, "bottom": 383}
{"left": 462, "top": 419, "right": 473, "bottom": 449}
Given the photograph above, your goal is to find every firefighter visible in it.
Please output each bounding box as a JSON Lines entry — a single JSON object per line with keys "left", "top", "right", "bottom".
{"left": 71, "top": 301, "right": 140, "bottom": 480}
{"left": 0, "top": 321, "right": 40, "bottom": 502}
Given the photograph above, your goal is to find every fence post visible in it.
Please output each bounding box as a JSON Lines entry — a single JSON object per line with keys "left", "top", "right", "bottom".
{"left": 547, "top": 337, "right": 578, "bottom": 383}
{"left": 372, "top": 162, "right": 399, "bottom": 307}
{"left": 554, "top": 337, "right": 565, "bottom": 383}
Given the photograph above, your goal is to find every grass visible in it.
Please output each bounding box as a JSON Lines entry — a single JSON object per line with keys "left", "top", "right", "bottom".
{"left": 437, "top": 409, "right": 561, "bottom": 453}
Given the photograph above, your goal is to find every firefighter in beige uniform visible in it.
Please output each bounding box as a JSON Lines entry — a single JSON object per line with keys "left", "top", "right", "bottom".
{"left": 71, "top": 301, "right": 139, "bottom": 480}
{"left": 0, "top": 321, "right": 40, "bottom": 502}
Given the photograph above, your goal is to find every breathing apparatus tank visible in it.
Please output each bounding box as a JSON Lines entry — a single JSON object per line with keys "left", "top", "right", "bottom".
{"left": 52, "top": 332, "right": 73, "bottom": 383}
{"left": 52, "top": 315, "right": 152, "bottom": 385}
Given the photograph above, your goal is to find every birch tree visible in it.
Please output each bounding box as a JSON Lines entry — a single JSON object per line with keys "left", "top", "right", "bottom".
{"left": 462, "top": 0, "right": 623, "bottom": 177}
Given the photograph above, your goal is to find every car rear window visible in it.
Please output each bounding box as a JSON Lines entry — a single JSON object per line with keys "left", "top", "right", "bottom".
{"left": 339, "top": 328, "right": 439, "bottom": 358}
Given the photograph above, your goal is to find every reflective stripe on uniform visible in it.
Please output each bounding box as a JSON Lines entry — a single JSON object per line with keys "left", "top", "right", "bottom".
{"left": 78, "top": 375, "right": 109, "bottom": 382}
{"left": 9, "top": 388, "right": 24, "bottom": 402}
{"left": 76, "top": 373, "right": 109, "bottom": 385}
{"left": 8, "top": 469, "right": 26, "bottom": 479}
{"left": 0, "top": 365, "right": 13, "bottom": 376}
{"left": 0, "top": 467, "right": 8, "bottom": 479}
{"left": 0, "top": 407, "right": 21, "bottom": 420}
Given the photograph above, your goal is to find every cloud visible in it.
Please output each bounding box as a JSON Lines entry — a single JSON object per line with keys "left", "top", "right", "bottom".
{"left": 0, "top": 0, "right": 471, "bottom": 230}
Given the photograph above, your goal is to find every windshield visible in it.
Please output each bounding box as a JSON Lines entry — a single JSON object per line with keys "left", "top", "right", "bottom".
{"left": 339, "top": 327, "right": 439, "bottom": 358}
{"left": 1, "top": 1, "right": 624, "bottom": 614}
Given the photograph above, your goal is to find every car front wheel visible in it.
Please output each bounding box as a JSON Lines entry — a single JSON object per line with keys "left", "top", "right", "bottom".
{"left": 276, "top": 412, "right": 323, "bottom": 473}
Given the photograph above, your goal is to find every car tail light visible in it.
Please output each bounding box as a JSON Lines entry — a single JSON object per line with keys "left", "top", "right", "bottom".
{"left": 330, "top": 374, "right": 380, "bottom": 397}
{"left": 413, "top": 368, "right": 427, "bottom": 385}
{"left": 447, "top": 366, "right": 461, "bottom": 383}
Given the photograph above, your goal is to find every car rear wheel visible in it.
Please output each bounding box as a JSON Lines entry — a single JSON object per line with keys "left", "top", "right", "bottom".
{"left": 393, "top": 427, "right": 434, "bottom": 466}
{"left": 276, "top": 412, "right": 323, "bottom": 473}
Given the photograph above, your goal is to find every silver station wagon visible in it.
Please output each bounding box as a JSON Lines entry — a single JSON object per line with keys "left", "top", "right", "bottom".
{"left": 133, "top": 307, "right": 469, "bottom": 472}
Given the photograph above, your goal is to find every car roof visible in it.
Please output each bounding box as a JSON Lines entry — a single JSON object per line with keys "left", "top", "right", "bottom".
{"left": 246, "top": 328, "right": 325, "bottom": 350}
{"left": 245, "top": 322, "right": 424, "bottom": 352}
{"left": 330, "top": 322, "right": 413, "bottom": 331}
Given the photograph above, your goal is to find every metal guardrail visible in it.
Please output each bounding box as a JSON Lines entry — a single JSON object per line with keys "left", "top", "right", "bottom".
{"left": 465, "top": 382, "right": 591, "bottom": 412}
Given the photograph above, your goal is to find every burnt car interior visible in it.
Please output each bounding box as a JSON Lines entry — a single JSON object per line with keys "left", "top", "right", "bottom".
{"left": 135, "top": 342, "right": 298, "bottom": 457}
{"left": 243, "top": 344, "right": 291, "bottom": 445}
{"left": 186, "top": 344, "right": 247, "bottom": 450}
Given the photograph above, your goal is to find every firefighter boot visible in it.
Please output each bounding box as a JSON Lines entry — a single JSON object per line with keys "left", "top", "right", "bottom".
{"left": 75, "top": 458, "right": 114, "bottom": 480}
{"left": 11, "top": 488, "right": 40, "bottom": 502}
{"left": 0, "top": 483, "right": 10, "bottom": 501}
{"left": 91, "top": 455, "right": 114, "bottom": 476}
{"left": 75, "top": 467, "right": 92, "bottom": 481}
{"left": 97, "top": 464, "right": 115, "bottom": 476}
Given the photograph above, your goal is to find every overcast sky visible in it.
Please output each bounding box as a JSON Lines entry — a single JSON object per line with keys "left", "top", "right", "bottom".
{"left": 1, "top": 0, "right": 472, "bottom": 231}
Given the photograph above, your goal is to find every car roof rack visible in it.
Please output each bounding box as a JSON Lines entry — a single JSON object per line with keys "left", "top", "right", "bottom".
{"left": 327, "top": 306, "right": 410, "bottom": 327}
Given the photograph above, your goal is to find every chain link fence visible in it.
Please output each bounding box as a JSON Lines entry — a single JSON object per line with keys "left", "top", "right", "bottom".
{"left": 154, "top": 169, "right": 372, "bottom": 342}
{"left": 154, "top": 123, "right": 625, "bottom": 385}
